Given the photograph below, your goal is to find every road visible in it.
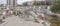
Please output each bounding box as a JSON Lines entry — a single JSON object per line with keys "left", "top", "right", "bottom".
{"left": 0, "top": 16, "right": 45, "bottom": 26}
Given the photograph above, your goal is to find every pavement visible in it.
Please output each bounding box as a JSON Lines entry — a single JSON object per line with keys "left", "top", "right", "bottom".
{"left": 0, "top": 16, "right": 45, "bottom": 26}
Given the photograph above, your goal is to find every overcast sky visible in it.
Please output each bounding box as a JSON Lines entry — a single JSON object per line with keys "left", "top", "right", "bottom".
{"left": 0, "top": 0, "right": 33, "bottom": 4}
{"left": 0, "top": 0, "right": 51, "bottom": 4}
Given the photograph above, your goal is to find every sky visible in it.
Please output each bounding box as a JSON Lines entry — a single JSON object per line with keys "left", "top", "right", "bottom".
{"left": 0, "top": 0, "right": 33, "bottom": 4}
{"left": 18, "top": 0, "right": 33, "bottom": 4}
{"left": 0, "top": 0, "right": 52, "bottom": 4}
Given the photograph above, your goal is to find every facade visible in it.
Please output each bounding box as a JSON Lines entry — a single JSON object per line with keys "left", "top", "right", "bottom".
{"left": 7, "top": 0, "right": 17, "bottom": 9}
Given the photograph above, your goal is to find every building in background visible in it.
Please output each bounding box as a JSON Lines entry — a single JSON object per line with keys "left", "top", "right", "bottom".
{"left": 23, "top": 0, "right": 52, "bottom": 6}
{"left": 7, "top": 0, "right": 17, "bottom": 9}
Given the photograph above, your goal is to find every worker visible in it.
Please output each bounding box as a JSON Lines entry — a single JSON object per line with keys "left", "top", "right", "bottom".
{"left": 41, "top": 13, "right": 45, "bottom": 20}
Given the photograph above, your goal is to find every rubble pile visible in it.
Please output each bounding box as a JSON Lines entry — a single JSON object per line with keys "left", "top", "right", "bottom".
{"left": 0, "top": 6, "right": 51, "bottom": 26}
{"left": 14, "top": 6, "right": 44, "bottom": 22}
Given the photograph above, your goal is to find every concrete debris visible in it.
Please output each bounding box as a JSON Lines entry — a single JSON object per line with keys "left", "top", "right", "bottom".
{"left": 0, "top": 6, "right": 51, "bottom": 26}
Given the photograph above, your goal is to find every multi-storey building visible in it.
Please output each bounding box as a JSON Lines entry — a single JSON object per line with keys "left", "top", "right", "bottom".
{"left": 7, "top": 0, "right": 17, "bottom": 9}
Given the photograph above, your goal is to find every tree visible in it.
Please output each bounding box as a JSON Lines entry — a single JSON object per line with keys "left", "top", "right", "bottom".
{"left": 33, "top": 1, "right": 45, "bottom": 6}
{"left": 51, "top": 0, "right": 60, "bottom": 13}
{"left": 0, "top": 4, "right": 4, "bottom": 7}
{"left": 33, "top": 1, "right": 37, "bottom": 6}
